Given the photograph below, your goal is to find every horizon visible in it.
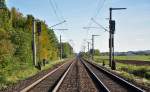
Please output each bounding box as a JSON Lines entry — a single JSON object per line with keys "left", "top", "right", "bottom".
{"left": 100, "top": 49, "right": 150, "bottom": 53}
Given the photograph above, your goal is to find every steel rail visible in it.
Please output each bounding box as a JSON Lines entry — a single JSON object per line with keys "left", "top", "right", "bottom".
{"left": 82, "top": 58, "right": 145, "bottom": 92}
{"left": 20, "top": 60, "right": 73, "bottom": 92}
{"left": 80, "top": 58, "right": 110, "bottom": 92}
{"left": 52, "top": 60, "right": 75, "bottom": 92}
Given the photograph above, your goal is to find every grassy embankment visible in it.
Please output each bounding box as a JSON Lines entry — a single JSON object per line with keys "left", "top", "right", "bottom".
{"left": 94, "top": 55, "right": 150, "bottom": 88}
{"left": 0, "top": 59, "right": 69, "bottom": 90}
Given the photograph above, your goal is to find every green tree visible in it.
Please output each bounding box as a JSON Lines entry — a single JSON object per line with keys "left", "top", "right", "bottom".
{"left": 0, "top": 28, "right": 14, "bottom": 68}
{"left": 0, "top": 8, "right": 11, "bottom": 30}
{"left": 94, "top": 49, "right": 100, "bottom": 56}
{"left": 62, "top": 42, "right": 74, "bottom": 58}
{"left": 26, "top": 15, "right": 34, "bottom": 31}
{"left": 11, "top": 7, "right": 26, "bottom": 29}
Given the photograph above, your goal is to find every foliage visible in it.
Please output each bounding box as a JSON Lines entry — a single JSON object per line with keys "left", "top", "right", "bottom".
{"left": 62, "top": 42, "right": 74, "bottom": 58}
{"left": 94, "top": 57, "right": 150, "bottom": 81}
{"left": 89, "top": 49, "right": 100, "bottom": 56}
{"left": 117, "top": 63, "right": 150, "bottom": 80}
{"left": 0, "top": 3, "right": 74, "bottom": 89}
{"left": 0, "top": 3, "right": 73, "bottom": 89}
{"left": 26, "top": 15, "right": 34, "bottom": 31}
{"left": 11, "top": 7, "right": 26, "bottom": 29}
{"left": 94, "top": 49, "right": 100, "bottom": 56}
{"left": 47, "top": 29, "right": 59, "bottom": 60}
{"left": 0, "top": 8, "right": 11, "bottom": 30}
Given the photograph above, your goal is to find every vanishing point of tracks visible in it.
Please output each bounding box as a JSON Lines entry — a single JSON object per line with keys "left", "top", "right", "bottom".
{"left": 18, "top": 57, "right": 145, "bottom": 92}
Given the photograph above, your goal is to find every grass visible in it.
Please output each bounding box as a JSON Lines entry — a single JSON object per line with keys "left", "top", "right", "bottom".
{"left": 0, "top": 59, "right": 68, "bottom": 90}
{"left": 94, "top": 57, "right": 150, "bottom": 88}
{"left": 94, "top": 55, "right": 150, "bottom": 61}
{"left": 116, "top": 63, "right": 150, "bottom": 80}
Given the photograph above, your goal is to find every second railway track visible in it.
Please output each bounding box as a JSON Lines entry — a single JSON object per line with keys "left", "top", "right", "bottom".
{"left": 81, "top": 58, "right": 145, "bottom": 92}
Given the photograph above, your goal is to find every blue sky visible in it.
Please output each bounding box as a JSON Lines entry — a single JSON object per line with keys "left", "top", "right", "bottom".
{"left": 6, "top": 0, "right": 150, "bottom": 52}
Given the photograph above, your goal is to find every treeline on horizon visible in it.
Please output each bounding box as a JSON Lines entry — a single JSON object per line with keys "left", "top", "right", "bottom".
{"left": 0, "top": 3, "right": 74, "bottom": 72}
{"left": 100, "top": 50, "right": 150, "bottom": 56}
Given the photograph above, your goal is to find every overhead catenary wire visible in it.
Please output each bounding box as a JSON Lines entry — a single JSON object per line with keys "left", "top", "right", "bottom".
{"left": 48, "top": 0, "right": 71, "bottom": 47}
{"left": 85, "top": 0, "right": 106, "bottom": 37}
{"left": 93, "top": 0, "right": 106, "bottom": 19}
{"left": 48, "top": 0, "right": 61, "bottom": 21}
{"left": 52, "top": 0, "right": 65, "bottom": 20}
{"left": 91, "top": 18, "right": 109, "bottom": 32}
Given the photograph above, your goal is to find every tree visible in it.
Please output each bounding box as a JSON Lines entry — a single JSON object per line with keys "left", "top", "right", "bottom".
{"left": 0, "top": 7, "right": 11, "bottom": 30}
{"left": 62, "top": 42, "right": 74, "bottom": 58}
{"left": 26, "top": 15, "right": 34, "bottom": 31}
{"left": 11, "top": 7, "right": 26, "bottom": 29}
{"left": 94, "top": 49, "right": 100, "bottom": 56}
{"left": 90, "top": 49, "right": 100, "bottom": 56}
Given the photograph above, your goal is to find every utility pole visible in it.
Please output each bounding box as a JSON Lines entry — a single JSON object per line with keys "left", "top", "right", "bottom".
{"left": 37, "top": 21, "right": 42, "bottom": 67}
{"left": 92, "top": 35, "right": 99, "bottom": 61}
{"left": 109, "top": 8, "right": 112, "bottom": 68}
{"left": 87, "top": 42, "right": 90, "bottom": 54}
{"left": 87, "top": 41, "right": 90, "bottom": 60}
{"left": 32, "top": 19, "right": 37, "bottom": 66}
{"left": 92, "top": 35, "right": 94, "bottom": 60}
{"left": 109, "top": 8, "right": 126, "bottom": 70}
{"left": 60, "top": 35, "right": 62, "bottom": 60}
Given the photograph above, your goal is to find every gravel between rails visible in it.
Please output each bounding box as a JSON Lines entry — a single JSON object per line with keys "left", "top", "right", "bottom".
{"left": 57, "top": 59, "right": 98, "bottom": 92}
{"left": 28, "top": 60, "right": 73, "bottom": 92}
{"left": 84, "top": 61, "right": 129, "bottom": 92}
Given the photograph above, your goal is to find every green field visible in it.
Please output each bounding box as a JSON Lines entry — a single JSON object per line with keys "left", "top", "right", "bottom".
{"left": 94, "top": 56, "right": 150, "bottom": 89}
{"left": 94, "top": 55, "right": 150, "bottom": 80}
{"left": 95, "top": 55, "right": 150, "bottom": 61}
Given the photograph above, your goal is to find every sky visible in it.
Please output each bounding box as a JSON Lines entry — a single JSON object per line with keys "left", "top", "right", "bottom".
{"left": 6, "top": 0, "right": 150, "bottom": 53}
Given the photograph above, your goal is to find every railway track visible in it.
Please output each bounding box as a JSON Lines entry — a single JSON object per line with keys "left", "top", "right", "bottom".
{"left": 20, "top": 59, "right": 74, "bottom": 92}
{"left": 20, "top": 58, "right": 98, "bottom": 92}
{"left": 81, "top": 58, "right": 145, "bottom": 92}
{"left": 52, "top": 57, "right": 98, "bottom": 92}
{"left": 9, "top": 57, "right": 145, "bottom": 92}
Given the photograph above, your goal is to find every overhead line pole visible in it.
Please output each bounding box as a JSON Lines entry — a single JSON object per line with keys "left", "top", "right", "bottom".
{"left": 109, "top": 8, "right": 112, "bottom": 67}
{"left": 87, "top": 42, "right": 90, "bottom": 54}
{"left": 60, "top": 35, "right": 62, "bottom": 60}
{"left": 92, "top": 35, "right": 100, "bottom": 61}
{"left": 92, "top": 35, "right": 94, "bottom": 60}
{"left": 109, "top": 8, "right": 126, "bottom": 70}
{"left": 87, "top": 41, "right": 90, "bottom": 60}
{"left": 32, "top": 19, "right": 37, "bottom": 66}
